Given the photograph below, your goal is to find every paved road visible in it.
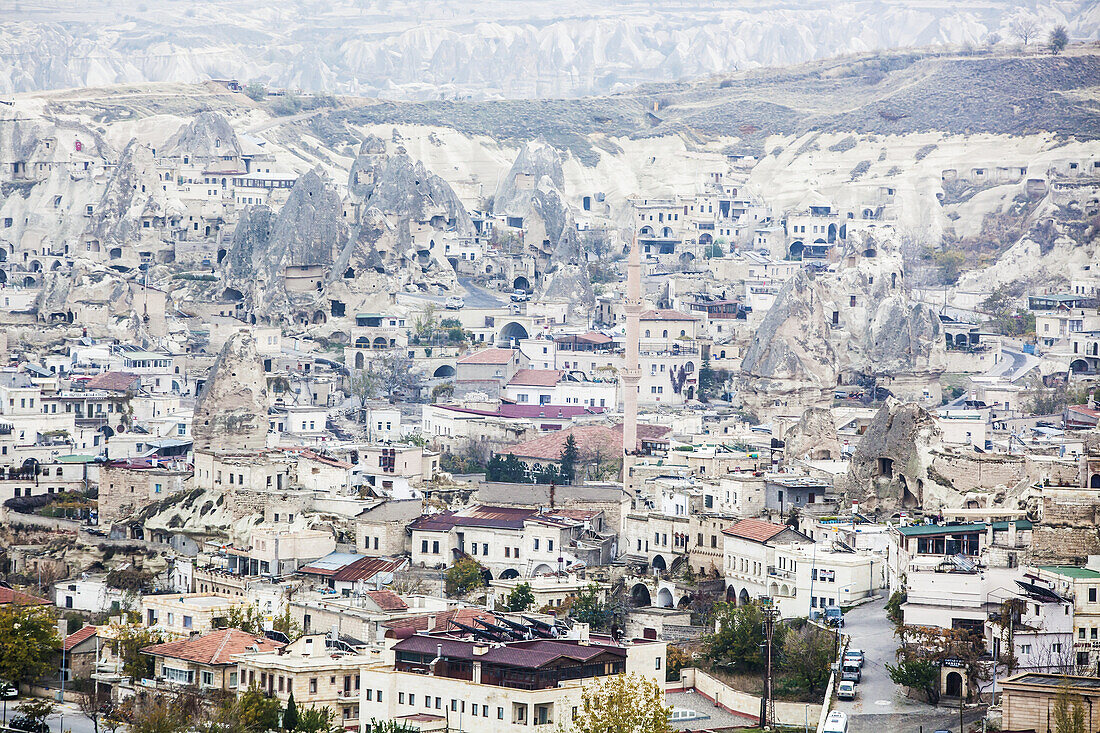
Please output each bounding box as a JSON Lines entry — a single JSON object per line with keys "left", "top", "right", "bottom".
{"left": 457, "top": 278, "right": 505, "bottom": 308}
{"left": 1, "top": 699, "right": 98, "bottom": 733}
{"left": 984, "top": 347, "right": 1038, "bottom": 382}
{"left": 834, "top": 598, "right": 967, "bottom": 733}
{"left": 398, "top": 278, "right": 506, "bottom": 311}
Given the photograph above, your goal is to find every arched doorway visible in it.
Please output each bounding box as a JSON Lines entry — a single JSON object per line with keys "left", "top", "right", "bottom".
{"left": 651, "top": 555, "right": 667, "bottom": 572}
{"left": 1072, "top": 359, "right": 1090, "bottom": 373}
{"left": 499, "top": 321, "right": 529, "bottom": 344}
{"left": 433, "top": 365, "right": 456, "bottom": 378}
{"left": 789, "top": 241, "right": 804, "bottom": 260}
{"left": 656, "top": 588, "right": 674, "bottom": 608}
{"left": 738, "top": 588, "right": 750, "bottom": 606}
{"left": 630, "top": 584, "right": 652, "bottom": 607}
{"left": 513, "top": 276, "right": 530, "bottom": 292}
{"left": 354, "top": 352, "right": 365, "bottom": 370}
{"left": 482, "top": 568, "right": 494, "bottom": 583}
{"left": 532, "top": 563, "right": 554, "bottom": 576}
{"left": 499, "top": 568, "right": 520, "bottom": 580}
{"left": 1091, "top": 474, "right": 1100, "bottom": 489}
{"left": 945, "top": 671, "right": 963, "bottom": 698}
{"left": 726, "top": 586, "right": 737, "bottom": 603}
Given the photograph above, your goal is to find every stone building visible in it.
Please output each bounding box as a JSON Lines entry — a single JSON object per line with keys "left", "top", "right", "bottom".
{"left": 98, "top": 460, "right": 191, "bottom": 524}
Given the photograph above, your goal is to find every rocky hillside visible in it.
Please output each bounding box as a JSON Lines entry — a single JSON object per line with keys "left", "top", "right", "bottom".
{"left": 2, "top": 0, "right": 1097, "bottom": 99}
{"left": 337, "top": 51, "right": 1100, "bottom": 163}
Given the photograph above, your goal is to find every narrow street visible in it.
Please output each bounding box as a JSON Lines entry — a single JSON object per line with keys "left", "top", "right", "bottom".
{"left": 1, "top": 699, "right": 99, "bottom": 733}
{"left": 834, "top": 598, "right": 974, "bottom": 733}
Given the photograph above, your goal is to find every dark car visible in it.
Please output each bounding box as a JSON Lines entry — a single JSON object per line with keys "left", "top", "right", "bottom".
{"left": 9, "top": 714, "right": 49, "bottom": 733}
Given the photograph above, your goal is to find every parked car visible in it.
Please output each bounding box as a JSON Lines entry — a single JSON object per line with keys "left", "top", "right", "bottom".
{"left": 444, "top": 296, "right": 465, "bottom": 310}
{"left": 841, "top": 662, "right": 862, "bottom": 683}
{"left": 0, "top": 679, "right": 17, "bottom": 698}
{"left": 836, "top": 680, "right": 856, "bottom": 700}
{"left": 510, "top": 289, "right": 529, "bottom": 302}
{"left": 9, "top": 715, "right": 48, "bottom": 733}
{"left": 843, "top": 649, "right": 864, "bottom": 668}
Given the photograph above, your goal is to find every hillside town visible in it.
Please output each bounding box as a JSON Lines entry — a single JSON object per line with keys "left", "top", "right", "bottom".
{"left": 0, "top": 20, "right": 1099, "bottom": 733}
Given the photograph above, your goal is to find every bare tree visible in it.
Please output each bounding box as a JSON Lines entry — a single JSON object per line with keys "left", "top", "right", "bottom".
{"left": 1010, "top": 17, "right": 1041, "bottom": 47}
{"left": 74, "top": 677, "right": 108, "bottom": 733}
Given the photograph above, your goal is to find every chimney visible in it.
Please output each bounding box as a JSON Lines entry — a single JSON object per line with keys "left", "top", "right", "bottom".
{"left": 549, "top": 483, "right": 556, "bottom": 509}
{"left": 472, "top": 644, "right": 489, "bottom": 656}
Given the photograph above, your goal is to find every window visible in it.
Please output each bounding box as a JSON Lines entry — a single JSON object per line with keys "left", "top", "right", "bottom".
{"left": 421, "top": 540, "right": 428, "bottom": 553}
{"left": 201, "top": 671, "right": 214, "bottom": 687}
{"left": 534, "top": 539, "right": 540, "bottom": 550}
{"left": 1019, "top": 644, "right": 1032, "bottom": 655}
{"left": 656, "top": 658, "right": 662, "bottom": 670}
{"left": 432, "top": 541, "right": 440, "bottom": 554}
{"left": 309, "top": 678, "right": 317, "bottom": 694}
{"left": 229, "top": 672, "right": 238, "bottom": 688}
{"left": 399, "top": 693, "right": 405, "bottom": 704}
{"left": 409, "top": 694, "right": 415, "bottom": 706}
{"left": 182, "top": 615, "right": 192, "bottom": 629}
{"left": 548, "top": 539, "right": 553, "bottom": 551}
{"left": 164, "top": 667, "right": 193, "bottom": 684}
{"left": 1090, "top": 588, "right": 1097, "bottom": 603}
{"left": 498, "top": 708, "right": 504, "bottom": 720}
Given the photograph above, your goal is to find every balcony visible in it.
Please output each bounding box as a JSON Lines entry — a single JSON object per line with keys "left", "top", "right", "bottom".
{"left": 767, "top": 566, "right": 794, "bottom": 580}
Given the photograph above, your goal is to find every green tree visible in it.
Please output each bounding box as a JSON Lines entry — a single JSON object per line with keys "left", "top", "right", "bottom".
{"left": 565, "top": 672, "right": 671, "bottom": 733}
{"left": 15, "top": 699, "right": 56, "bottom": 730}
{"left": 295, "top": 706, "right": 336, "bottom": 733}
{"left": 886, "top": 658, "right": 941, "bottom": 705}
{"left": 414, "top": 304, "right": 438, "bottom": 342}
{"left": 560, "top": 434, "right": 579, "bottom": 484}
{"left": 885, "top": 590, "right": 907, "bottom": 627}
{"left": 225, "top": 603, "right": 266, "bottom": 635}
{"left": 113, "top": 625, "right": 166, "bottom": 681}
{"left": 0, "top": 605, "right": 60, "bottom": 685}
{"left": 1054, "top": 681, "right": 1087, "bottom": 733}
{"left": 364, "top": 720, "right": 416, "bottom": 732}
{"left": 272, "top": 605, "right": 302, "bottom": 642}
{"left": 697, "top": 358, "right": 715, "bottom": 403}
{"left": 665, "top": 645, "right": 695, "bottom": 682}
{"left": 445, "top": 557, "right": 485, "bottom": 596}
{"left": 570, "top": 584, "right": 610, "bottom": 631}
{"left": 236, "top": 685, "right": 282, "bottom": 733}
{"left": 702, "top": 602, "right": 782, "bottom": 673}
{"left": 1048, "top": 25, "right": 1069, "bottom": 55}
{"left": 130, "top": 695, "right": 186, "bottom": 733}
{"left": 778, "top": 623, "right": 834, "bottom": 695}
{"left": 505, "top": 583, "right": 535, "bottom": 612}
{"left": 486, "top": 453, "right": 527, "bottom": 482}
{"left": 244, "top": 83, "right": 267, "bottom": 102}
{"left": 282, "top": 694, "right": 299, "bottom": 732}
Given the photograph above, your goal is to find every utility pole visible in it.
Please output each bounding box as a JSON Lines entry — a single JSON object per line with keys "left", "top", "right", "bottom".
{"left": 760, "top": 600, "right": 780, "bottom": 730}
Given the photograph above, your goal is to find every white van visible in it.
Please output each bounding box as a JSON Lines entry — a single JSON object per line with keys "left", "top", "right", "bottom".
{"left": 822, "top": 710, "right": 849, "bottom": 733}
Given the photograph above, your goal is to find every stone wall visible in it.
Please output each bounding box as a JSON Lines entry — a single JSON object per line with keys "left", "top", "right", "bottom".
{"left": 1028, "top": 487, "right": 1100, "bottom": 564}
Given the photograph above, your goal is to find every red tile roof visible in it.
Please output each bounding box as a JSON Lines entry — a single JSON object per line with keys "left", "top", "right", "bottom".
{"left": 365, "top": 590, "right": 408, "bottom": 612}
{"left": 63, "top": 625, "right": 98, "bottom": 651}
{"left": 458, "top": 348, "right": 517, "bottom": 365}
{"left": 722, "top": 518, "right": 789, "bottom": 543}
{"left": 84, "top": 372, "right": 141, "bottom": 392}
{"left": 142, "top": 628, "right": 282, "bottom": 665}
{"left": 508, "top": 369, "right": 563, "bottom": 387}
{"left": 0, "top": 587, "right": 51, "bottom": 607}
